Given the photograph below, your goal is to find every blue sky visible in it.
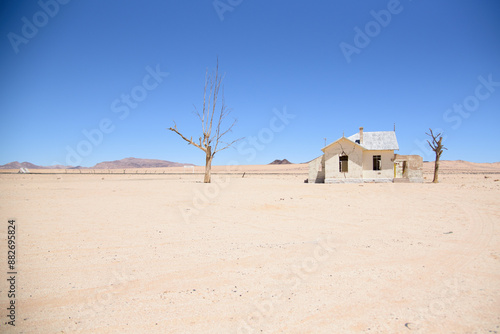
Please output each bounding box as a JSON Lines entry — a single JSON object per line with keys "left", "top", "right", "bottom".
{"left": 1, "top": 0, "right": 499, "bottom": 166}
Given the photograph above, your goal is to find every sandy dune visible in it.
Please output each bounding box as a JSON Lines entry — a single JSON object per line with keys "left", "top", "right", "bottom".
{"left": 0, "top": 162, "right": 499, "bottom": 333}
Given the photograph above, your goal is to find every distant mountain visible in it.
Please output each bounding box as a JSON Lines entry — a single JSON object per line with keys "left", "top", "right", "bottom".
{"left": 269, "top": 159, "right": 292, "bottom": 165}
{"left": 0, "top": 161, "right": 49, "bottom": 169}
{"left": 92, "top": 157, "right": 194, "bottom": 169}
{"left": 0, "top": 157, "right": 195, "bottom": 169}
{"left": 49, "top": 164, "right": 71, "bottom": 169}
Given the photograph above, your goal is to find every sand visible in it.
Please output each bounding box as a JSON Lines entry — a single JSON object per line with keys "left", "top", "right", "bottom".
{"left": 0, "top": 162, "right": 499, "bottom": 333}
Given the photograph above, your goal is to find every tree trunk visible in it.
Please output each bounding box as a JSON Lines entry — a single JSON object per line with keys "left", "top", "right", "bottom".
{"left": 433, "top": 153, "right": 440, "bottom": 183}
{"left": 204, "top": 145, "right": 212, "bottom": 183}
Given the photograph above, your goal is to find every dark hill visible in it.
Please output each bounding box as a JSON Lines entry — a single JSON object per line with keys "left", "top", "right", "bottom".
{"left": 269, "top": 159, "right": 292, "bottom": 165}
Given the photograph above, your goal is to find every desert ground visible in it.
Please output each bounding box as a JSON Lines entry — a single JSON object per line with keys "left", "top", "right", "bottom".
{"left": 0, "top": 161, "right": 499, "bottom": 333}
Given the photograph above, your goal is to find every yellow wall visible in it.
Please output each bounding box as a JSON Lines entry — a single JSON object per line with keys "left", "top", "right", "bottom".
{"left": 362, "top": 150, "right": 394, "bottom": 179}
{"left": 323, "top": 138, "right": 394, "bottom": 182}
{"left": 324, "top": 138, "right": 363, "bottom": 181}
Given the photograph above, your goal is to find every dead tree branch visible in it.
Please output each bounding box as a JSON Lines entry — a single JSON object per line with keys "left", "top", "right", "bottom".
{"left": 167, "top": 58, "right": 242, "bottom": 183}
{"left": 426, "top": 128, "right": 448, "bottom": 183}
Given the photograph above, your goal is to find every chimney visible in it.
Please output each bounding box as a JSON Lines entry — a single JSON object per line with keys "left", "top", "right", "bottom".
{"left": 359, "top": 127, "right": 364, "bottom": 144}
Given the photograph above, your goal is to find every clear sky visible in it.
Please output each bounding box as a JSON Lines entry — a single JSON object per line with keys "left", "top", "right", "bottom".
{"left": 1, "top": 0, "right": 499, "bottom": 167}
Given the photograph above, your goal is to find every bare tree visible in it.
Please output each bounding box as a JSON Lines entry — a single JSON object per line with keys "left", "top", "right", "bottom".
{"left": 426, "top": 128, "right": 447, "bottom": 183}
{"left": 168, "top": 60, "right": 240, "bottom": 183}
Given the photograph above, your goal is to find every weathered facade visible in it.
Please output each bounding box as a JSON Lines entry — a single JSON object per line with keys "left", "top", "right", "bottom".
{"left": 393, "top": 154, "right": 424, "bottom": 183}
{"left": 309, "top": 127, "right": 423, "bottom": 183}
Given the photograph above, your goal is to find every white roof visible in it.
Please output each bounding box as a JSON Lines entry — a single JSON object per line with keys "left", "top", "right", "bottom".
{"left": 347, "top": 131, "right": 399, "bottom": 150}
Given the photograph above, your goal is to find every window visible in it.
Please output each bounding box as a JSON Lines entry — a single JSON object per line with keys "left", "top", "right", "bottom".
{"left": 339, "top": 155, "right": 348, "bottom": 172}
{"left": 373, "top": 155, "right": 381, "bottom": 171}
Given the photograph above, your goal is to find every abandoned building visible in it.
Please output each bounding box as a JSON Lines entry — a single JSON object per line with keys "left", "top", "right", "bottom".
{"left": 308, "top": 127, "right": 423, "bottom": 183}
